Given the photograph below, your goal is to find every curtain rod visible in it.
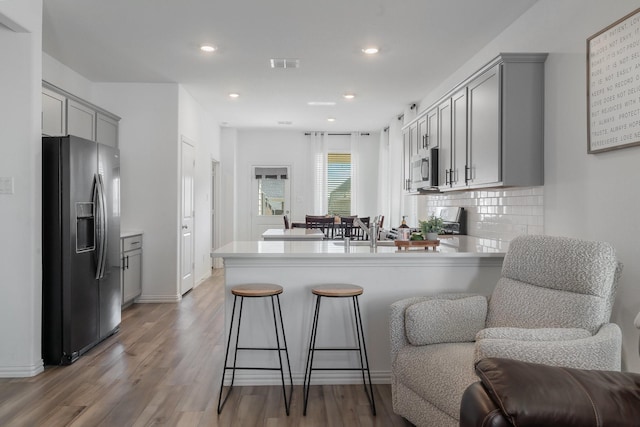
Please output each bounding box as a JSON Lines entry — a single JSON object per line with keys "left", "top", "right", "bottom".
{"left": 304, "top": 132, "right": 370, "bottom": 136}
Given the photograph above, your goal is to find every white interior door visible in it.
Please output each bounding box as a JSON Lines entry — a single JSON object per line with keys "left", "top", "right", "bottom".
{"left": 180, "top": 139, "right": 195, "bottom": 294}
{"left": 251, "top": 166, "right": 291, "bottom": 240}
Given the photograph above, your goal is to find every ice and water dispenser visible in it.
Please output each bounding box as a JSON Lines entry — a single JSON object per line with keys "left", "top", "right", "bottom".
{"left": 75, "top": 202, "right": 95, "bottom": 253}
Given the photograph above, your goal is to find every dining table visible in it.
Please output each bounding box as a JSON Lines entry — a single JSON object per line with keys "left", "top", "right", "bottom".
{"left": 261, "top": 228, "right": 326, "bottom": 241}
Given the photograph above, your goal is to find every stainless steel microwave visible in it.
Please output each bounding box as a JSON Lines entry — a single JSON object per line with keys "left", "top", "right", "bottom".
{"left": 411, "top": 148, "right": 439, "bottom": 191}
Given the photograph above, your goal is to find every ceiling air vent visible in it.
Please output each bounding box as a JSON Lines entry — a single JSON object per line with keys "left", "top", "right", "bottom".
{"left": 270, "top": 58, "right": 300, "bottom": 69}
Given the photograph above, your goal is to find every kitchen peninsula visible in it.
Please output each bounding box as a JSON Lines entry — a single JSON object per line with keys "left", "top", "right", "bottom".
{"left": 212, "top": 236, "right": 508, "bottom": 385}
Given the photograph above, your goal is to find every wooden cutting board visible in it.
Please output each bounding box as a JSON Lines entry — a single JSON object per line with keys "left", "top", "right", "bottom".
{"left": 394, "top": 239, "right": 440, "bottom": 251}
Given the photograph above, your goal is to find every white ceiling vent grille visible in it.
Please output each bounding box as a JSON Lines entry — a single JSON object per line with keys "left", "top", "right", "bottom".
{"left": 270, "top": 58, "right": 300, "bottom": 69}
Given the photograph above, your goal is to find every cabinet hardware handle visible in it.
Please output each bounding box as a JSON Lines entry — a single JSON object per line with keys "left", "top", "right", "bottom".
{"left": 465, "top": 165, "right": 471, "bottom": 183}
{"left": 126, "top": 255, "right": 129, "bottom": 270}
{"left": 445, "top": 169, "right": 450, "bottom": 185}
{"left": 122, "top": 257, "right": 126, "bottom": 271}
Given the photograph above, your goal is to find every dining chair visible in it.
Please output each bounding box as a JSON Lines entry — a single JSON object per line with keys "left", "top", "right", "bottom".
{"left": 337, "top": 216, "right": 357, "bottom": 240}
{"left": 305, "top": 215, "right": 335, "bottom": 239}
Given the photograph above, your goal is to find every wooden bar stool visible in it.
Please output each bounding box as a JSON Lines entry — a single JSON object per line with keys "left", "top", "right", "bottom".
{"left": 302, "top": 284, "right": 376, "bottom": 416}
{"left": 217, "top": 283, "right": 293, "bottom": 415}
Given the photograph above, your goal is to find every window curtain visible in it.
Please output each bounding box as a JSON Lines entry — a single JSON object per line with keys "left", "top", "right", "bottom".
{"left": 377, "top": 129, "right": 390, "bottom": 222}
{"left": 350, "top": 132, "right": 359, "bottom": 215}
{"left": 310, "top": 131, "right": 327, "bottom": 215}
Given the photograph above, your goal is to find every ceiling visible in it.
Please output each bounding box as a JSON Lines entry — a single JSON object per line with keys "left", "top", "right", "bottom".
{"left": 42, "top": 0, "right": 538, "bottom": 132}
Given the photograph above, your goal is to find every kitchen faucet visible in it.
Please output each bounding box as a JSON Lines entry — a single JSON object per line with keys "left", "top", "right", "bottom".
{"left": 354, "top": 215, "right": 380, "bottom": 249}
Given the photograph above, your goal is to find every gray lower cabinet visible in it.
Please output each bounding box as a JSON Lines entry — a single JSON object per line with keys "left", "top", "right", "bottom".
{"left": 121, "top": 234, "right": 142, "bottom": 307}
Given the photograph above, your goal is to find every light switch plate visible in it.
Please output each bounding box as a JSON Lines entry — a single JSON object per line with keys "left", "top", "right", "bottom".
{"left": 0, "top": 177, "right": 14, "bottom": 195}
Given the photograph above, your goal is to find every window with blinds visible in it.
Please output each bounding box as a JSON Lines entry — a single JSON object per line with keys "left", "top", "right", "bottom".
{"left": 327, "top": 153, "right": 351, "bottom": 216}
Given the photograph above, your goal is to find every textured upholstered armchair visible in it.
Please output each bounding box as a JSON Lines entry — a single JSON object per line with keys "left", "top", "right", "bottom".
{"left": 390, "top": 235, "right": 623, "bottom": 427}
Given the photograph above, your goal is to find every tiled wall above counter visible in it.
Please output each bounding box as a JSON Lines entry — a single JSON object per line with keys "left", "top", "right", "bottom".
{"left": 425, "top": 186, "right": 544, "bottom": 241}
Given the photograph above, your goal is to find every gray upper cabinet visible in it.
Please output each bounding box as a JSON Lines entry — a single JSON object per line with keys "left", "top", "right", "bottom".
{"left": 437, "top": 98, "right": 452, "bottom": 187}
{"left": 67, "top": 99, "right": 96, "bottom": 141}
{"left": 450, "top": 88, "right": 468, "bottom": 190}
{"left": 466, "top": 53, "right": 547, "bottom": 189}
{"left": 404, "top": 52, "right": 547, "bottom": 193}
{"left": 467, "top": 64, "right": 501, "bottom": 187}
{"left": 426, "top": 107, "right": 438, "bottom": 150}
{"left": 417, "top": 115, "right": 427, "bottom": 153}
{"left": 96, "top": 113, "right": 119, "bottom": 147}
{"left": 402, "top": 126, "right": 412, "bottom": 192}
{"left": 42, "top": 87, "right": 66, "bottom": 137}
{"left": 497, "top": 54, "right": 546, "bottom": 188}
{"left": 42, "top": 82, "right": 120, "bottom": 147}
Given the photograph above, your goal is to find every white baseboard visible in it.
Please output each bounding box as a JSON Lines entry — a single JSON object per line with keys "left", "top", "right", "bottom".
{"left": 0, "top": 361, "right": 44, "bottom": 378}
{"left": 135, "top": 294, "right": 181, "bottom": 303}
{"left": 223, "top": 370, "right": 391, "bottom": 386}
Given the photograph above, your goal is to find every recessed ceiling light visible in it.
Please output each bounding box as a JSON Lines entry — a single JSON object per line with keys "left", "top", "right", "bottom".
{"left": 327, "top": 117, "right": 336, "bottom": 122}
{"left": 343, "top": 93, "right": 356, "bottom": 100}
{"left": 270, "top": 58, "right": 300, "bottom": 69}
{"left": 307, "top": 101, "right": 336, "bottom": 106}
{"left": 200, "top": 45, "right": 217, "bottom": 52}
{"left": 229, "top": 93, "right": 240, "bottom": 98}
{"left": 361, "top": 47, "right": 379, "bottom": 55}
{"left": 277, "top": 121, "right": 293, "bottom": 125}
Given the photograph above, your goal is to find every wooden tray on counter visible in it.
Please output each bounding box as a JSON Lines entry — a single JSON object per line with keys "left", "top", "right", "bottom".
{"left": 394, "top": 239, "right": 440, "bottom": 251}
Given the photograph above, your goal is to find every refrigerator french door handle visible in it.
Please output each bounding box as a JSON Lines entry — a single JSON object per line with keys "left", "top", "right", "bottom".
{"left": 98, "top": 174, "right": 108, "bottom": 279}
{"left": 100, "top": 174, "right": 109, "bottom": 278}
{"left": 93, "top": 174, "right": 103, "bottom": 279}
{"left": 94, "top": 174, "right": 108, "bottom": 279}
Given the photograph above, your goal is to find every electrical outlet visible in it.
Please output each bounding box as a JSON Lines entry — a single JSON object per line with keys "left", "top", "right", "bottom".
{"left": 0, "top": 177, "right": 14, "bottom": 195}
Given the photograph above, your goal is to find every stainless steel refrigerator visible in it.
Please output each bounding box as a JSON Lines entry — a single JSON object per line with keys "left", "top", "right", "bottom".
{"left": 42, "top": 135, "right": 121, "bottom": 365}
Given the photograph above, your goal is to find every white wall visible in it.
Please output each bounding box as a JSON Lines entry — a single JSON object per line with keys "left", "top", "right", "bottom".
{"left": 220, "top": 127, "right": 238, "bottom": 246}
{"left": 406, "top": 0, "right": 640, "bottom": 371}
{"left": 0, "top": 0, "right": 43, "bottom": 377}
{"left": 224, "top": 130, "right": 380, "bottom": 240}
{"left": 43, "top": 53, "right": 92, "bottom": 101}
{"left": 354, "top": 133, "right": 380, "bottom": 218}
{"left": 233, "top": 130, "right": 312, "bottom": 240}
{"left": 93, "top": 83, "right": 181, "bottom": 301}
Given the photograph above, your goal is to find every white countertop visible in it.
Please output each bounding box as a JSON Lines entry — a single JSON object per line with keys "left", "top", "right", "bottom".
{"left": 213, "top": 235, "right": 509, "bottom": 259}
{"left": 262, "top": 228, "right": 325, "bottom": 240}
{"left": 121, "top": 230, "right": 144, "bottom": 238}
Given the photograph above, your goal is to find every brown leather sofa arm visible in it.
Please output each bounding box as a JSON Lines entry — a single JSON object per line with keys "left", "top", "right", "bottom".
{"left": 460, "top": 382, "right": 512, "bottom": 427}
{"left": 460, "top": 358, "right": 640, "bottom": 427}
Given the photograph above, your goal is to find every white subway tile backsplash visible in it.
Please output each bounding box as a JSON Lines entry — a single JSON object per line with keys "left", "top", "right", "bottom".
{"left": 424, "top": 186, "right": 544, "bottom": 242}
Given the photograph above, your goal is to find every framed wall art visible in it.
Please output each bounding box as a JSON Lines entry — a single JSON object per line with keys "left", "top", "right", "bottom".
{"left": 587, "top": 7, "right": 640, "bottom": 153}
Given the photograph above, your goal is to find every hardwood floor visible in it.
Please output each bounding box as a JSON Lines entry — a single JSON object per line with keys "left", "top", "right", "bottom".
{"left": 0, "top": 269, "right": 412, "bottom": 426}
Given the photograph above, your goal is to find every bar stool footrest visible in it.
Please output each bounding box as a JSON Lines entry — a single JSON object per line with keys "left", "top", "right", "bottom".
{"left": 310, "top": 347, "right": 362, "bottom": 351}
